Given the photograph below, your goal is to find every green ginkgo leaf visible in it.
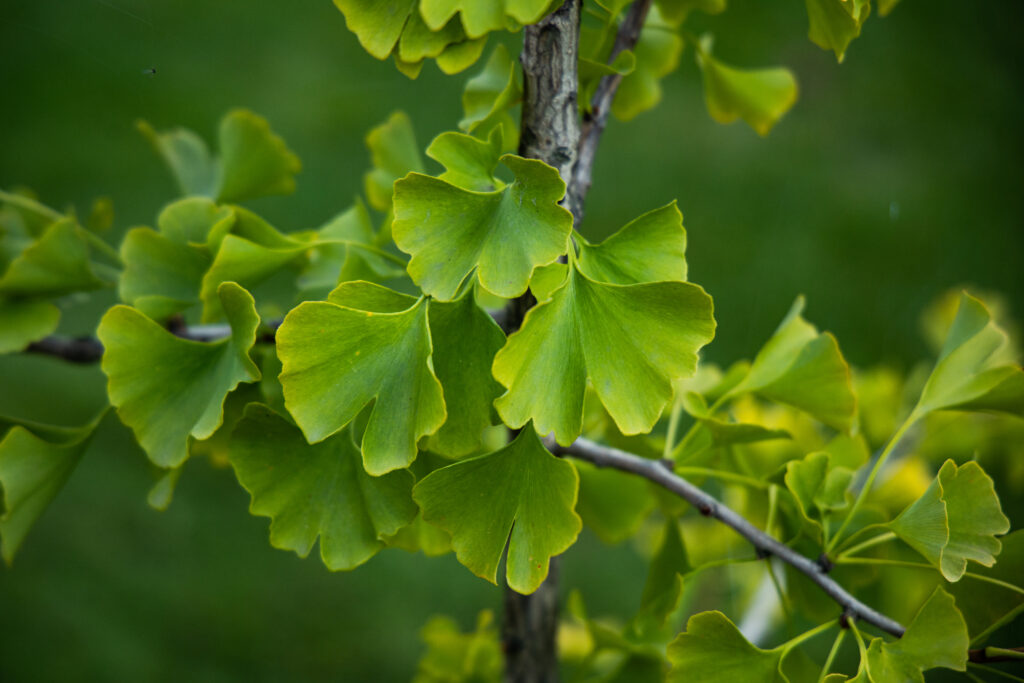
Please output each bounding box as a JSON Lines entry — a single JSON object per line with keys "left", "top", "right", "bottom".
{"left": 0, "top": 218, "right": 106, "bottom": 298}
{"left": 575, "top": 459, "right": 656, "bottom": 544}
{"left": 382, "top": 452, "right": 453, "bottom": 557}
{"left": 889, "top": 459, "right": 1010, "bottom": 581}
{"left": 860, "top": 587, "right": 968, "bottom": 682}
{"left": 459, "top": 44, "right": 522, "bottom": 146}
{"left": 276, "top": 282, "right": 446, "bottom": 475}
{"left": 912, "top": 292, "right": 1024, "bottom": 419}
{"left": 229, "top": 404, "right": 417, "bottom": 571}
{"left": 0, "top": 299, "right": 59, "bottom": 354}
{"left": 435, "top": 36, "right": 489, "bottom": 75}
{"left": 365, "top": 111, "right": 425, "bottom": 211}
{"left": 398, "top": 12, "right": 466, "bottom": 64}
{"left": 656, "top": 0, "right": 726, "bottom": 25}
{"left": 216, "top": 109, "right": 302, "bottom": 203}
{"left": 333, "top": 0, "right": 416, "bottom": 59}
{"left": 494, "top": 261, "right": 715, "bottom": 445}
{"left": 805, "top": 0, "right": 870, "bottom": 62}
{"left": 393, "top": 155, "right": 572, "bottom": 300}
{"left": 413, "top": 427, "right": 581, "bottom": 594}
{"left": 783, "top": 451, "right": 853, "bottom": 541}
{"left": 0, "top": 413, "right": 103, "bottom": 564}
{"left": 674, "top": 391, "right": 791, "bottom": 463}
{"left": 118, "top": 198, "right": 231, "bottom": 320}
{"left": 613, "top": 8, "right": 684, "bottom": 121}
{"left": 415, "top": 610, "right": 503, "bottom": 683}
{"left": 425, "top": 292, "right": 506, "bottom": 457}
{"left": 695, "top": 35, "right": 798, "bottom": 137}
{"left": 577, "top": 202, "right": 688, "bottom": 284}
{"left": 98, "top": 282, "right": 261, "bottom": 468}
{"left": 426, "top": 129, "right": 504, "bottom": 191}
{"left": 419, "top": 0, "right": 553, "bottom": 39}
{"left": 139, "top": 110, "right": 300, "bottom": 204}
{"left": 634, "top": 520, "right": 690, "bottom": 634}
{"left": 667, "top": 611, "right": 785, "bottom": 682}
{"left": 726, "top": 297, "right": 856, "bottom": 432}
{"left": 948, "top": 529, "right": 1024, "bottom": 641}
{"left": 137, "top": 120, "right": 220, "bottom": 198}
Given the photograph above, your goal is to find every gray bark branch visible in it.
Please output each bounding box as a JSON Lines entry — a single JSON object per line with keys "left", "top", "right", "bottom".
{"left": 570, "top": 0, "right": 652, "bottom": 222}
{"left": 548, "top": 436, "right": 908, "bottom": 638}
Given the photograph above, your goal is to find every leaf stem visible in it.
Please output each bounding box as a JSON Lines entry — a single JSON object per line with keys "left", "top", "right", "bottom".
{"left": 971, "top": 604, "right": 1024, "bottom": 646}
{"left": 80, "top": 227, "right": 124, "bottom": 266}
{"left": 837, "top": 532, "right": 898, "bottom": 559}
{"left": 828, "top": 414, "right": 917, "bottom": 553}
{"left": 818, "top": 628, "right": 847, "bottom": 683}
{"left": 780, "top": 620, "right": 835, "bottom": 654}
{"left": 0, "top": 188, "right": 64, "bottom": 221}
{"left": 322, "top": 239, "right": 409, "bottom": 267}
{"left": 968, "top": 663, "right": 1024, "bottom": 682}
{"left": 837, "top": 558, "right": 1024, "bottom": 596}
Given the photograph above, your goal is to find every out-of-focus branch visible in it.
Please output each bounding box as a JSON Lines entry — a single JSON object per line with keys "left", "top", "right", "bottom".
{"left": 548, "top": 436, "right": 909, "bottom": 638}
{"left": 570, "top": 0, "right": 652, "bottom": 222}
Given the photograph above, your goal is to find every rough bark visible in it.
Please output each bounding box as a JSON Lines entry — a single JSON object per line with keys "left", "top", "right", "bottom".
{"left": 501, "top": 1, "right": 582, "bottom": 681}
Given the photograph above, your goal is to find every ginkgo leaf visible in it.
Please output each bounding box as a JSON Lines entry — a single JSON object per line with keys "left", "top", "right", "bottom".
{"left": 656, "top": 0, "right": 726, "bottom": 25}
{"left": 413, "top": 427, "right": 581, "bottom": 594}
{"left": 459, "top": 44, "right": 522, "bottom": 145}
{"left": 726, "top": 296, "right": 856, "bottom": 432}
{"left": 216, "top": 109, "right": 301, "bottom": 203}
{"left": 634, "top": 520, "right": 691, "bottom": 634}
{"left": 333, "top": 0, "right": 416, "bottom": 59}
{"left": 912, "top": 292, "right": 1024, "bottom": 419}
{"left": 435, "top": 36, "right": 489, "bottom": 75}
{"left": 0, "top": 218, "right": 106, "bottom": 298}
{"left": 0, "top": 299, "right": 59, "bottom": 353}
{"left": 667, "top": 611, "right": 785, "bottom": 682}
{"left": 382, "top": 452, "right": 452, "bottom": 556}
{"left": 0, "top": 413, "right": 103, "bottom": 564}
{"left": 98, "top": 282, "right": 261, "bottom": 468}
{"left": 415, "top": 611, "right": 503, "bottom": 682}
{"left": 393, "top": 155, "right": 572, "bottom": 300}
{"left": 613, "top": 8, "right": 684, "bottom": 121}
{"left": 805, "top": 0, "right": 870, "bottom": 62}
{"left": 948, "top": 530, "right": 1024, "bottom": 641}
{"left": 878, "top": 0, "right": 900, "bottom": 17}
{"left": 365, "top": 111, "right": 425, "bottom": 211}
{"left": 696, "top": 35, "right": 798, "bottom": 136}
{"left": 889, "top": 459, "right": 1010, "bottom": 581}
{"left": 860, "top": 588, "right": 968, "bottom": 682}
{"left": 139, "top": 110, "right": 300, "bottom": 204}
{"left": 425, "top": 292, "right": 506, "bottom": 456}
{"left": 575, "top": 459, "right": 656, "bottom": 544}
{"left": 229, "top": 404, "right": 417, "bottom": 571}
{"left": 425, "top": 129, "right": 504, "bottom": 191}
{"left": 276, "top": 282, "right": 446, "bottom": 475}
{"left": 137, "top": 120, "right": 220, "bottom": 198}
{"left": 494, "top": 261, "right": 715, "bottom": 444}
{"left": 674, "top": 391, "right": 791, "bottom": 463}
{"left": 398, "top": 12, "right": 466, "bottom": 64}
{"left": 419, "top": 0, "right": 553, "bottom": 39}
{"left": 577, "top": 202, "right": 687, "bottom": 284}
{"left": 783, "top": 451, "right": 853, "bottom": 541}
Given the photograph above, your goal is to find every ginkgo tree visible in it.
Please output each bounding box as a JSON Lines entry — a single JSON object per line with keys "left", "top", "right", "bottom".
{"left": 1, "top": 0, "right": 1022, "bottom": 682}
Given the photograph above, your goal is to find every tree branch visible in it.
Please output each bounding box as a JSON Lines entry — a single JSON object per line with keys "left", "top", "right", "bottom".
{"left": 570, "top": 0, "right": 652, "bottom": 222}
{"left": 547, "top": 436, "right": 908, "bottom": 638}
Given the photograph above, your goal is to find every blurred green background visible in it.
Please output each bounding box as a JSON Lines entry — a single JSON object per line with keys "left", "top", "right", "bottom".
{"left": 0, "top": 0, "right": 1021, "bottom": 681}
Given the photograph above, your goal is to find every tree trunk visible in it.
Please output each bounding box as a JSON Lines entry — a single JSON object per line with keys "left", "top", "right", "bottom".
{"left": 501, "top": 1, "right": 581, "bottom": 681}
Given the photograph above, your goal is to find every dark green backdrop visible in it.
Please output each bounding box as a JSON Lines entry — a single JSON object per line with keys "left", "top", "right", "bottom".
{"left": 1, "top": 0, "right": 1021, "bottom": 680}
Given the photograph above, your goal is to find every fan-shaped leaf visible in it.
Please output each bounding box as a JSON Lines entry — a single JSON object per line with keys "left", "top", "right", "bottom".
{"left": 98, "top": 282, "right": 261, "bottom": 468}
{"left": 0, "top": 218, "right": 106, "bottom": 298}
{"left": 727, "top": 296, "right": 855, "bottom": 431}
{"left": 393, "top": 155, "right": 572, "bottom": 300}
{"left": 0, "top": 413, "right": 103, "bottom": 564}
{"left": 913, "top": 292, "right": 1024, "bottom": 419}
{"left": 613, "top": 9, "right": 684, "bottom": 121}
{"left": 365, "top": 111, "right": 425, "bottom": 211}
{"left": 635, "top": 520, "right": 691, "bottom": 634}
{"left": 459, "top": 44, "right": 521, "bottom": 146}
{"left": 0, "top": 299, "right": 59, "bottom": 353}
{"left": 667, "top": 611, "right": 785, "bottom": 682}
{"left": 137, "top": 120, "right": 219, "bottom": 198}
{"left": 413, "top": 427, "right": 581, "bottom": 594}
{"left": 696, "top": 36, "right": 797, "bottom": 136}
{"left": 230, "top": 404, "right": 417, "bottom": 570}
{"left": 860, "top": 588, "right": 968, "bottom": 682}
{"left": 425, "top": 292, "right": 506, "bottom": 456}
{"left": 276, "top": 282, "right": 445, "bottom": 475}
{"left": 493, "top": 261, "right": 715, "bottom": 445}
{"left": 426, "top": 129, "right": 504, "bottom": 192}
{"left": 889, "top": 459, "right": 1010, "bottom": 581}
{"left": 805, "top": 0, "right": 870, "bottom": 62}
{"left": 420, "top": 0, "right": 553, "bottom": 39}
{"left": 577, "top": 202, "right": 687, "bottom": 284}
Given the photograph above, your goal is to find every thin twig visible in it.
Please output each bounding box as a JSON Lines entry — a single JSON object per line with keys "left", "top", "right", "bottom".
{"left": 547, "top": 435, "right": 907, "bottom": 637}
{"left": 570, "top": 0, "right": 653, "bottom": 222}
